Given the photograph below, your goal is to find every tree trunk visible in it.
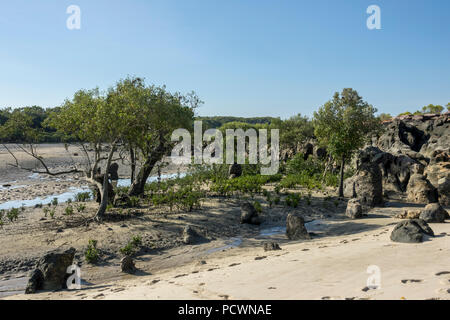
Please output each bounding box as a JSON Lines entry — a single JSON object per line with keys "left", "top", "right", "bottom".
{"left": 128, "top": 139, "right": 167, "bottom": 197}
{"left": 322, "top": 154, "right": 332, "bottom": 181}
{"left": 338, "top": 155, "right": 345, "bottom": 198}
{"left": 95, "top": 143, "right": 117, "bottom": 220}
{"left": 130, "top": 147, "right": 136, "bottom": 185}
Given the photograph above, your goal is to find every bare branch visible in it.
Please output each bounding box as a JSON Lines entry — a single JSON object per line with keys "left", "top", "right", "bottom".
{"left": 3, "top": 144, "right": 84, "bottom": 176}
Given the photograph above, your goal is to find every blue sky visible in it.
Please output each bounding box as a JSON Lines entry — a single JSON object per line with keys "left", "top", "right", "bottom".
{"left": 0, "top": 0, "right": 449, "bottom": 119}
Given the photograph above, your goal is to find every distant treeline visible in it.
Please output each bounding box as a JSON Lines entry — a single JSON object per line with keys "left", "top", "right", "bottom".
{"left": 197, "top": 116, "right": 279, "bottom": 129}
{"left": 0, "top": 107, "right": 281, "bottom": 143}
{"left": 1, "top": 102, "right": 448, "bottom": 144}
{"left": 0, "top": 106, "right": 68, "bottom": 143}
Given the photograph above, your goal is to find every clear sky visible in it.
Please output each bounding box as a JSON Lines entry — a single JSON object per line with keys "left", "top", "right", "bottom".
{"left": 0, "top": 0, "right": 449, "bottom": 119}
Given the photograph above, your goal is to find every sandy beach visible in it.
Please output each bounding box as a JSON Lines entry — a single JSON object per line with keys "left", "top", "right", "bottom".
{"left": 0, "top": 144, "right": 449, "bottom": 300}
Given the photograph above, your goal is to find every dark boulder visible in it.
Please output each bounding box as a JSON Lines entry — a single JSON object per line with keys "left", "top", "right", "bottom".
{"left": 286, "top": 213, "right": 310, "bottom": 240}
{"left": 229, "top": 163, "right": 242, "bottom": 178}
{"left": 120, "top": 256, "right": 136, "bottom": 274}
{"left": 390, "top": 219, "right": 434, "bottom": 243}
{"left": 240, "top": 202, "right": 261, "bottom": 225}
{"left": 25, "top": 269, "right": 44, "bottom": 294}
{"left": 344, "top": 160, "right": 383, "bottom": 207}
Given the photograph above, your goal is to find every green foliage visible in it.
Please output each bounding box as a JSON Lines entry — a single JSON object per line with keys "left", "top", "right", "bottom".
{"left": 76, "top": 204, "right": 86, "bottom": 213}
{"left": 421, "top": 104, "right": 443, "bottom": 114}
{"left": 210, "top": 174, "right": 282, "bottom": 197}
{"left": 0, "top": 106, "right": 65, "bottom": 143}
{"left": 51, "top": 198, "right": 58, "bottom": 206}
{"left": 253, "top": 201, "right": 262, "bottom": 213}
{"left": 6, "top": 208, "right": 20, "bottom": 222}
{"left": 120, "top": 235, "right": 142, "bottom": 256}
{"left": 129, "top": 196, "right": 140, "bottom": 207}
{"left": 313, "top": 88, "right": 382, "bottom": 161}
{"left": 285, "top": 193, "right": 301, "bottom": 208}
{"left": 278, "top": 114, "right": 314, "bottom": 151}
{"left": 65, "top": 205, "right": 74, "bottom": 216}
{"left": 85, "top": 240, "right": 100, "bottom": 264}
{"left": 151, "top": 186, "right": 204, "bottom": 212}
{"left": 0, "top": 210, "right": 4, "bottom": 227}
{"left": 197, "top": 116, "right": 277, "bottom": 130}
{"left": 75, "top": 192, "right": 91, "bottom": 202}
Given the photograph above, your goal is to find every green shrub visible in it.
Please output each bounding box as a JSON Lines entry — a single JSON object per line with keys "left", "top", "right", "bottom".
{"left": 51, "top": 198, "right": 58, "bottom": 206}
{"left": 285, "top": 193, "right": 301, "bottom": 208}
{"left": 0, "top": 210, "right": 4, "bottom": 227}
{"left": 85, "top": 240, "right": 99, "bottom": 264}
{"left": 7, "top": 208, "right": 20, "bottom": 222}
{"left": 75, "top": 192, "right": 91, "bottom": 202}
{"left": 65, "top": 205, "right": 74, "bottom": 216}
{"left": 119, "top": 235, "right": 142, "bottom": 256}
{"left": 76, "top": 204, "right": 86, "bottom": 213}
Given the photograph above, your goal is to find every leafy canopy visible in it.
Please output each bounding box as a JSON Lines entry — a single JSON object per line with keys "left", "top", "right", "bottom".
{"left": 313, "top": 88, "right": 381, "bottom": 160}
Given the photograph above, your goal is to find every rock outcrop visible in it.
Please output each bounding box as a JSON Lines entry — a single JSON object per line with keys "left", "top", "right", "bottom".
{"left": 406, "top": 174, "right": 439, "bottom": 204}
{"left": 344, "top": 155, "right": 383, "bottom": 207}
{"left": 25, "top": 248, "right": 76, "bottom": 294}
{"left": 286, "top": 213, "right": 310, "bottom": 240}
{"left": 345, "top": 199, "right": 363, "bottom": 219}
{"left": 373, "top": 113, "right": 449, "bottom": 202}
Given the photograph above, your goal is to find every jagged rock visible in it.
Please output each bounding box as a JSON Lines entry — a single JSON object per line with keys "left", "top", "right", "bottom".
{"left": 25, "top": 248, "right": 76, "bottom": 293}
{"left": 343, "top": 160, "right": 383, "bottom": 207}
{"left": 390, "top": 219, "right": 434, "bottom": 243}
{"left": 286, "top": 213, "right": 310, "bottom": 240}
{"left": 375, "top": 114, "right": 449, "bottom": 198}
{"left": 229, "top": 163, "right": 242, "bottom": 179}
{"left": 419, "top": 203, "right": 448, "bottom": 223}
{"left": 25, "top": 269, "right": 43, "bottom": 294}
{"left": 437, "top": 177, "right": 450, "bottom": 205}
{"left": 394, "top": 210, "right": 421, "bottom": 219}
{"left": 346, "top": 199, "right": 363, "bottom": 219}
{"left": 263, "top": 242, "right": 282, "bottom": 251}
{"left": 120, "top": 256, "right": 136, "bottom": 274}
{"left": 240, "top": 202, "right": 261, "bottom": 225}
{"left": 406, "top": 174, "right": 438, "bottom": 204}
